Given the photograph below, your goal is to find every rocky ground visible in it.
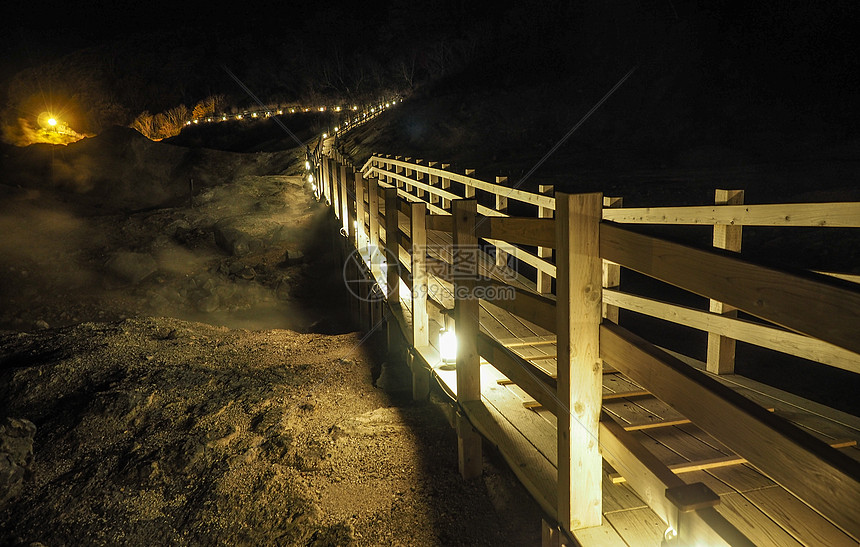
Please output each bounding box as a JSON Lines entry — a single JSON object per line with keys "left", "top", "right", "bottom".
{"left": 0, "top": 319, "right": 541, "bottom": 546}
{"left": 0, "top": 132, "right": 544, "bottom": 545}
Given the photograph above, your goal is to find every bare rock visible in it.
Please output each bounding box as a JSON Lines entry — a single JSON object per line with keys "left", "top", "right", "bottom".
{"left": 213, "top": 222, "right": 251, "bottom": 257}
{"left": 0, "top": 417, "right": 36, "bottom": 505}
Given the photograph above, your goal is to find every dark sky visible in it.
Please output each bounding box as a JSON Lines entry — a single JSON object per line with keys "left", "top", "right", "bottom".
{"left": 0, "top": 0, "right": 389, "bottom": 80}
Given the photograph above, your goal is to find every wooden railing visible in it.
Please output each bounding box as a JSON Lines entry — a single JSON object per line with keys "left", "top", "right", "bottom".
{"left": 314, "top": 151, "right": 860, "bottom": 545}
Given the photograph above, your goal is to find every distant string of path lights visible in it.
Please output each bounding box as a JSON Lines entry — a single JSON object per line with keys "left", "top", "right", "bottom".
{"left": 184, "top": 98, "right": 401, "bottom": 135}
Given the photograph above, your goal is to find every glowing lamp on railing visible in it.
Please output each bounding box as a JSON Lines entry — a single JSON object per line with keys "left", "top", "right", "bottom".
{"left": 308, "top": 173, "right": 314, "bottom": 183}
{"left": 439, "top": 327, "right": 457, "bottom": 364}
{"left": 322, "top": 133, "right": 328, "bottom": 138}
{"left": 305, "top": 160, "right": 311, "bottom": 170}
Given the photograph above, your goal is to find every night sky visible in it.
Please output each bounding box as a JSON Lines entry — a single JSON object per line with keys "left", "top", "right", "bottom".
{"left": 2, "top": 1, "right": 859, "bottom": 141}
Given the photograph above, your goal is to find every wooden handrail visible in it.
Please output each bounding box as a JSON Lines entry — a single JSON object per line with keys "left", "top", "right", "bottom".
{"left": 603, "top": 201, "right": 860, "bottom": 227}
{"left": 603, "top": 289, "right": 860, "bottom": 374}
{"left": 600, "top": 222, "right": 860, "bottom": 355}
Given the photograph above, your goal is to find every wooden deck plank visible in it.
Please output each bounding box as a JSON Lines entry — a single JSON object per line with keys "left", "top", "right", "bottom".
{"left": 715, "top": 492, "right": 805, "bottom": 547}
{"left": 636, "top": 427, "right": 777, "bottom": 493}
{"left": 604, "top": 507, "right": 666, "bottom": 546}
{"left": 571, "top": 521, "right": 629, "bottom": 547}
{"left": 743, "top": 487, "right": 858, "bottom": 546}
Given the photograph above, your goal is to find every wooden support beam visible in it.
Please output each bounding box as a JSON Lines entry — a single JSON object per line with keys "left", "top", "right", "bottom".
{"left": 600, "top": 321, "right": 860, "bottom": 538}
{"left": 707, "top": 189, "right": 743, "bottom": 374}
{"left": 384, "top": 188, "right": 400, "bottom": 307}
{"left": 408, "top": 349, "right": 430, "bottom": 401}
{"left": 537, "top": 185, "right": 554, "bottom": 294}
{"left": 602, "top": 196, "right": 623, "bottom": 323}
{"left": 495, "top": 176, "right": 509, "bottom": 268}
{"left": 330, "top": 158, "right": 341, "bottom": 220}
{"left": 354, "top": 171, "right": 367, "bottom": 251}
{"left": 599, "top": 412, "right": 751, "bottom": 546}
{"left": 321, "top": 157, "right": 330, "bottom": 204}
{"left": 411, "top": 203, "right": 429, "bottom": 348}
{"left": 600, "top": 222, "right": 860, "bottom": 355}
{"left": 340, "top": 163, "right": 351, "bottom": 237}
{"left": 556, "top": 192, "right": 603, "bottom": 532}
{"left": 453, "top": 198, "right": 482, "bottom": 479}
{"left": 368, "top": 177, "right": 380, "bottom": 252}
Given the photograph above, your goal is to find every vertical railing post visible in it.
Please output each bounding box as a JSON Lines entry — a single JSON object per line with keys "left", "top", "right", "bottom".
{"left": 344, "top": 164, "right": 358, "bottom": 324}
{"left": 415, "top": 159, "right": 425, "bottom": 200}
{"left": 411, "top": 202, "right": 429, "bottom": 347}
{"left": 707, "top": 189, "right": 744, "bottom": 374}
{"left": 320, "top": 157, "right": 329, "bottom": 204}
{"left": 410, "top": 202, "right": 431, "bottom": 401}
{"left": 441, "top": 163, "right": 452, "bottom": 210}
{"left": 602, "top": 196, "right": 623, "bottom": 323}
{"left": 330, "top": 158, "right": 341, "bottom": 221}
{"left": 453, "top": 198, "right": 481, "bottom": 479}
{"left": 428, "top": 161, "right": 440, "bottom": 207}
{"left": 384, "top": 188, "right": 400, "bottom": 308}
{"left": 354, "top": 171, "right": 367, "bottom": 251}
{"left": 404, "top": 157, "right": 413, "bottom": 194}
{"left": 556, "top": 192, "right": 603, "bottom": 533}
{"left": 395, "top": 156, "right": 405, "bottom": 191}
{"left": 494, "top": 175, "right": 509, "bottom": 268}
{"left": 464, "top": 168, "right": 477, "bottom": 198}
{"left": 340, "top": 163, "right": 351, "bottom": 237}
{"left": 368, "top": 177, "right": 380, "bottom": 253}
{"left": 537, "top": 185, "right": 554, "bottom": 294}
{"left": 384, "top": 187, "right": 401, "bottom": 361}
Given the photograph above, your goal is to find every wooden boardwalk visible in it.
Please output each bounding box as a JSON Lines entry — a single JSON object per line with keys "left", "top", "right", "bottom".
{"left": 315, "top": 148, "right": 860, "bottom": 546}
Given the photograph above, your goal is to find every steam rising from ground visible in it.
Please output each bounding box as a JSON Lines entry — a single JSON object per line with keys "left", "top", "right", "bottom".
{"left": 0, "top": 132, "right": 346, "bottom": 334}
